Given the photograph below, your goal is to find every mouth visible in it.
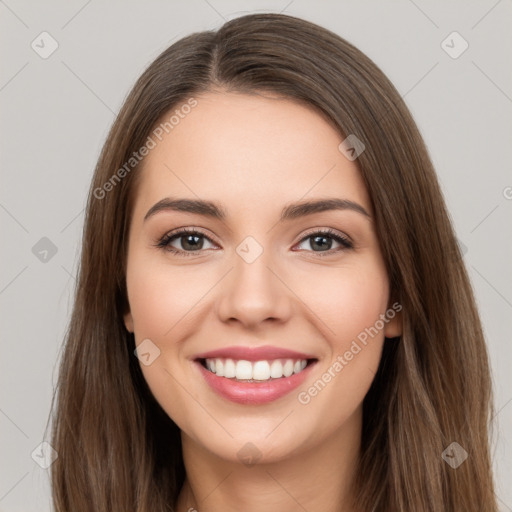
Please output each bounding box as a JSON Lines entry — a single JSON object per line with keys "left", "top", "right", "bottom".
{"left": 197, "top": 357, "right": 317, "bottom": 382}
{"left": 193, "top": 355, "right": 318, "bottom": 405}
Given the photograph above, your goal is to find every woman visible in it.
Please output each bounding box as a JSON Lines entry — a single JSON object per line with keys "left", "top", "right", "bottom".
{"left": 48, "top": 12, "right": 498, "bottom": 512}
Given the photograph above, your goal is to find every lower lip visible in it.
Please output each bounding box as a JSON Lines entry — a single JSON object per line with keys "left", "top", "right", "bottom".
{"left": 194, "top": 360, "right": 317, "bottom": 405}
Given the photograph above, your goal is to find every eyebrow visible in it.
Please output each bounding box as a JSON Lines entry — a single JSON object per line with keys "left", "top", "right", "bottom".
{"left": 143, "top": 197, "right": 370, "bottom": 223}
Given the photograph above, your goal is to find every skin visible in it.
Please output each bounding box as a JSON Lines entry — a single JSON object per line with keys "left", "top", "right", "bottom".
{"left": 123, "top": 90, "right": 402, "bottom": 512}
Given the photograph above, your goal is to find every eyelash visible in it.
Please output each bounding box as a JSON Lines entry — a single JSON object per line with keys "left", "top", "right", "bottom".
{"left": 155, "top": 227, "right": 353, "bottom": 258}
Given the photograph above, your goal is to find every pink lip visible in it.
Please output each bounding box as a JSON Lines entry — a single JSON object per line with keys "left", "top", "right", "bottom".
{"left": 192, "top": 345, "right": 316, "bottom": 362}
{"left": 193, "top": 359, "right": 318, "bottom": 405}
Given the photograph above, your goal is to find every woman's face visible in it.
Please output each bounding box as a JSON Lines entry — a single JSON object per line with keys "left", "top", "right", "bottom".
{"left": 124, "top": 90, "right": 401, "bottom": 464}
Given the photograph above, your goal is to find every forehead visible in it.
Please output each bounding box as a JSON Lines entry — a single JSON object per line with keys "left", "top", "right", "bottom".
{"left": 133, "top": 91, "right": 371, "bottom": 218}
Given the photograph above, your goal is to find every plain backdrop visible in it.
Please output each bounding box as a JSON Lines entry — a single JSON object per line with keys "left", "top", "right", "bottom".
{"left": 1, "top": 1, "right": 511, "bottom": 510}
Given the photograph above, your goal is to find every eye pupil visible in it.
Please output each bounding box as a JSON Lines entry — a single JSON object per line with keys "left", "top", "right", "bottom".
{"left": 311, "top": 235, "right": 332, "bottom": 251}
{"left": 182, "top": 234, "right": 203, "bottom": 250}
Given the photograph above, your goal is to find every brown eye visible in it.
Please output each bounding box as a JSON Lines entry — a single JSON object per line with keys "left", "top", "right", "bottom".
{"left": 156, "top": 229, "right": 216, "bottom": 256}
{"left": 295, "top": 229, "right": 353, "bottom": 256}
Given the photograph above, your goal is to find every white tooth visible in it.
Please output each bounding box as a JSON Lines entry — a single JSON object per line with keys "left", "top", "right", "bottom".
{"left": 283, "top": 359, "right": 294, "bottom": 377}
{"left": 224, "top": 358, "right": 236, "bottom": 378}
{"left": 208, "top": 358, "right": 308, "bottom": 380}
{"left": 235, "top": 360, "right": 253, "bottom": 380}
{"left": 215, "top": 358, "right": 224, "bottom": 377}
{"left": 253, "top": 360, "right": 271, "bottom": 380}
{"left": 270, "top": 360, "right": 284, "bottom": 378}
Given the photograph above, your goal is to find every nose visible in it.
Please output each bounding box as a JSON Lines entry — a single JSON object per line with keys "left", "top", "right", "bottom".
{"left": 216, "top": 245, "right": 293, "bottom": 329}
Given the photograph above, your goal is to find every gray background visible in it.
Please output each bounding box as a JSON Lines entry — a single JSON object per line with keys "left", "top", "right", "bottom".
{"left": 1, "top": 1, "right": 511, "bottom": 510}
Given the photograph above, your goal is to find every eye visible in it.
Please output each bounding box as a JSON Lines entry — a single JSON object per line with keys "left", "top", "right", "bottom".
{"left": 294, "top": 228, "right": 353, "bottom": 256}
{"left": 155, "top": 228, "right": 217, "bottom": 257}
{"left": 155, "top": 227, "right": 353, "bottom": 258}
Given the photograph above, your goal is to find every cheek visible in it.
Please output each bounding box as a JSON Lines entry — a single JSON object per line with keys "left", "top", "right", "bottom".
{"left": 292, "top": 261, "right": 389, "bottom": 426}
{"left": 126, "top": 254, "right": 211, "bottom": 340}
{"left": 297, "top": 259, "right": 390, "bottom": 349}
{"left": 125, "top": 254, "right": 208, "bottom": 430}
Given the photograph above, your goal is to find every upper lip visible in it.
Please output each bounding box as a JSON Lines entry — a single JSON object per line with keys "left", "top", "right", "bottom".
{"left": 193, "top": 345, "right": 317, "bottom": 362}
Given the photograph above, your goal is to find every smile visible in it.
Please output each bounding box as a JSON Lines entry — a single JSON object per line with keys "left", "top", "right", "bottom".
{"left": 194, "top": 357, "right": 317, "bottom": 405}
{"left": 201, "top": 357, "right": 309, "bottom": 382}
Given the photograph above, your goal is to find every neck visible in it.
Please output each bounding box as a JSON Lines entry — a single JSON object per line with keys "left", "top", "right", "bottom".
{"left": 175, "top": 409, "right": 362, "bottom": 512}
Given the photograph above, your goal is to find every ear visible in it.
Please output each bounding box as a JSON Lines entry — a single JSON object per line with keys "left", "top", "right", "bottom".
{"left": 384, "top": 301, "right": 402, "bottom": 338}
{"left": 124, "top": 310, "right": 134, "bottom": 333}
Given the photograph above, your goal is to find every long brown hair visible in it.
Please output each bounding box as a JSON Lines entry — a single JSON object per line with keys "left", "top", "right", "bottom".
{"left": 49, "top": 12, "right": 497, "bottom": 511}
